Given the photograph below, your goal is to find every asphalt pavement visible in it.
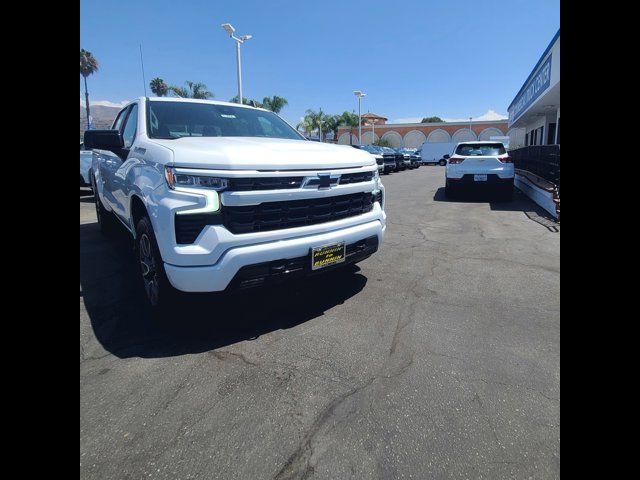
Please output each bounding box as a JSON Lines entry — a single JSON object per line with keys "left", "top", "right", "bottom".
{"left": 80, "top": 166, "right": 560, "bottom": 479}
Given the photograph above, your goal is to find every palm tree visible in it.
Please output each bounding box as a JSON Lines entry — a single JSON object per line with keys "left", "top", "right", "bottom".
{"left": 300, "top": 109, "right": 335, "bottom": 141}
{"left": 323, "top": 114, "right": 341, "bottom": 142}
{"left": 296, "top": 117, "right": 314, "bottom": 137}
{"left": 337, "top": 111, "right": 360, "bottom": 144}
{"left": 149, "top": 77, "right": 169, "bottom": 97}
{"left": 303, "top": 109, "right": 323, "bottom": 140}
{"left": 80, "top": 49, "right": 99, "bottom": 130}
{"left": 170, "top": 81, "right": 213, "bottom": 99}
{"left": 229, "top": 96, "right": 262, "bottom": 107}
{"left": 262, "top": 95, "right": 288, "bottom": 113}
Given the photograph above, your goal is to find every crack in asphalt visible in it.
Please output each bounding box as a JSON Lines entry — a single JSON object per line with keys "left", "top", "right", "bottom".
{"left": 473, "top": 391, "right": 502, "bottom": 449}
{"left": 273, "top": 376, "right": 376, "bottom": 480}
{"left": 273, "top": 272, "right": 423, "bottom": 480}
{"left": 210, "top": 349, "right": 260, "bottom": 367}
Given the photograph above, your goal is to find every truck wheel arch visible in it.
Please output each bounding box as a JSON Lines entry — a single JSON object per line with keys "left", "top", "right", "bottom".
{"left": 130, "top": 195, "right": 148, "bottom": 237}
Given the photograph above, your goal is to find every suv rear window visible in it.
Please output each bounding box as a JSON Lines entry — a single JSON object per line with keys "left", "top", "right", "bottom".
{"left": 455, "top": 143, "right": 506, "bottom": 156}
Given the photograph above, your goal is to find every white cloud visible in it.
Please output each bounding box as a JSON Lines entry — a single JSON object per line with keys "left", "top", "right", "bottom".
{"left": 443, "top": 110, "right": 507, "bottom": 122}
{"left": 393, "top": 117, "right": 423, "bottom": 124}
{"left": 79, "top": 98, "right": 129, "bottom": 108}
{"left": 392, "top": 110, "right": 507, "bottom": 124}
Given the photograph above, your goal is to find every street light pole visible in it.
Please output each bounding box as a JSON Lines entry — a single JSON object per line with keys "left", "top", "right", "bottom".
{"left": 353, "top": 91, "right": 366, "bottom": 145}
{"left": 235, "top": 40, "right": 242, "bottom": 104}
{"left": 469, "top": 117, "right": 473, "bottom": 134}
{"left": 222, "top": 23, "right": 252, "bottom": 105}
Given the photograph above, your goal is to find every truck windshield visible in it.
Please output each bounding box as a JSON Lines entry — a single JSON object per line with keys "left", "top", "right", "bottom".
{"left": 147, "top": 101, "right": 305, "bottom": 140}
{"left": 455, "top": 143, "right": 506, "bottom": 156}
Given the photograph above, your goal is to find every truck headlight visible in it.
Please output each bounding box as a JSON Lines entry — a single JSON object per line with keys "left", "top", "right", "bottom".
{"left": 165, "top": 167, "right": 228, "bottom": 191}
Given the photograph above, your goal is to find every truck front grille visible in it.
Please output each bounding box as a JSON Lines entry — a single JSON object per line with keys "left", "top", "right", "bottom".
{"left": 222, "top": 191, "right": 374, "bottom": 234}
{"left": 226, "top": 171, "right": 373, "bottom": 191}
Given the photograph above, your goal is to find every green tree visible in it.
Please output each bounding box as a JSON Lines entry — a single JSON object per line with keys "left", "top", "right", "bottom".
{"left": 229, "top": 96, "right": 262, "bottom": 107}
{"left": 300, "top": 109, "right": 334, "bottom": 141}
{"left": 337, "top": 111, "right": 360, "bottom": 144}
{"left": 421, "top": 116, "right": 444, "bottom": 123}
{"left": 170, "top": 81, "right": 213, "bottom": 99}
{"left": 262, "top": 95, "right": 288, "bottom": 113}
{"left": 323, "top": 114, "right": 341, "bottom": 142}
{"left": 80, "top": 49, "right": 99, "bottom": 130}
{"left": 296, "top": 117, "right": 314, "bottom": 137}
{"left": 149, "top": 77, "right": 169, "bottom": 97}
{"left": 373, "top": 138, "right": 393, "bottom": 147}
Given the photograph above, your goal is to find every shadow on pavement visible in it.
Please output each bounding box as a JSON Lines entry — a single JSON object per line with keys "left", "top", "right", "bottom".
{"left": 433, "top": 187, "right": 557, "bottom": 225}
{"left": 80, "top": 221, "right": 368, "bottom": 359}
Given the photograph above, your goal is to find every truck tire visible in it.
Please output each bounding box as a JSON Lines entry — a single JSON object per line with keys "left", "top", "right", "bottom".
{"left": 92, "top": 174, "right": 119, "bottom": 235}
{"left": 135, "top": 215, "right": 179, "bottom": 316}
{"left": 439, "top": 159, "right": 446, "bottom": 166}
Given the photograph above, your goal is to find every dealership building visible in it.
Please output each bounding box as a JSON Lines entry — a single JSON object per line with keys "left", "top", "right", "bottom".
{"left": 336, "top": 117, "right": 510, "bottom": 149}
{"left": 507, "top": 30, "right": 560, "bottom": 148}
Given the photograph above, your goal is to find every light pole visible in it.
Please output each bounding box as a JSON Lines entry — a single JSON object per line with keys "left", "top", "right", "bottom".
{"left": 318, "top": 118, "right": 323, "bottom": 142}
{"left": 354, "top": 90, "right": 366, "bottom": 145}
{"left": 469, "top": 117, "right": 473, "bottom": 134}
{"left": 221, "top": 23, "right": 252, "bottom": 105}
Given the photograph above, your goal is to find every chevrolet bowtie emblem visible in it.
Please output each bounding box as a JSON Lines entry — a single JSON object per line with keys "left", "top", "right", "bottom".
{"left": 317, "top": 173, "right": 331, "bottom": 189}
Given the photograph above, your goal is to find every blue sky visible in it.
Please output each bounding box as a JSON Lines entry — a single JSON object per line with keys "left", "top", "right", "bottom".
{"left": 80, "top": 0, "right": 559, "bottom": 127}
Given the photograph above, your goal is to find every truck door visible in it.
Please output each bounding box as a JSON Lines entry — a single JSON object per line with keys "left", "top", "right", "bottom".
{"left": 110, "top": 102, "right": 140, "bottom": 221}
{"left": 96, "top": 105, "right": 130, "bottom": 211}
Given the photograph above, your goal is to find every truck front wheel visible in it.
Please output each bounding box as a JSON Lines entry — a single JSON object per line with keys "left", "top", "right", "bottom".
{"left": 135, "top": 215, "right": 178, "bottom": 315}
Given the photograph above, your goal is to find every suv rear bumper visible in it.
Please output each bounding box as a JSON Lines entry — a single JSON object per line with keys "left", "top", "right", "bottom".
{"left": 447, "top": 174, "right": 514, "bottom": 184}
{"left": 164, "top": 219, "right": 385, "bottom": 292}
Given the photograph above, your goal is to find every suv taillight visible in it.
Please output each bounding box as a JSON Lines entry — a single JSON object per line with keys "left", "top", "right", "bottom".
{"left": 498, "top": 156, "right": 513, "bottom": 163}
{"left": 448, "top": 157, "right": 464, "bottom": 164}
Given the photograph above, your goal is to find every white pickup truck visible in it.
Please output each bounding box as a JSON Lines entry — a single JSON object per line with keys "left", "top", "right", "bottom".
{"left": 85, "top": 97, "right": 386, "bottom": 311}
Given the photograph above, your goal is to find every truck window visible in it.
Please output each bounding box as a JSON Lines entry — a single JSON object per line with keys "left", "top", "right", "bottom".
{"left": 122, "top": 104, "right": 138, "bottom": 149}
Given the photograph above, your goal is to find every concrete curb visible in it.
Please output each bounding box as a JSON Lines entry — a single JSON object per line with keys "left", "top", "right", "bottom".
{"left": 514, "top": 169, "right": 560, "bottom": 221}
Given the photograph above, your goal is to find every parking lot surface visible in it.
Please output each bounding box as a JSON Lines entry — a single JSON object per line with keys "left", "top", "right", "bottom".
{"left": 80, "top": 167, "right": 560, "bottom": 479}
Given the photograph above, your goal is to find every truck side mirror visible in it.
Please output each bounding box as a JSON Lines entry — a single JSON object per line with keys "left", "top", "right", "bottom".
{"left": 83, "top": 129, "right": 124, "bottom": 151}
{"left": 444, "top": 154, "right": 450, "bottom": 159}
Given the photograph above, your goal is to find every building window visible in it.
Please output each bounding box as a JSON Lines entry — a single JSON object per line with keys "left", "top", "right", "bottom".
{"left": 525, "top": 132, "right": 529, "bottom": 146}
{"left": 547, "top": 123, "right": 556, "bottom": 145}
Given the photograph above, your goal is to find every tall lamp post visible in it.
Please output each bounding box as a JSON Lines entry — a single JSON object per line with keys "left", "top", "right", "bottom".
{"left": 354, "top": 90, "right": 366, "bottom": 145}
{"left": 367, "top": 119, "right": 376, "bottom": 145}
{"left": 221, "top": 23, "right": 252, "bottom": 105}
{"left": 469, "top": 117, "right": 473, "bottom": 134}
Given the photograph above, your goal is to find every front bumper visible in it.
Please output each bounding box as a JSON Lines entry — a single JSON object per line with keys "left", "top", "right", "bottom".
{"left": 164, "top": 219, "right": 385, "bottom": 292}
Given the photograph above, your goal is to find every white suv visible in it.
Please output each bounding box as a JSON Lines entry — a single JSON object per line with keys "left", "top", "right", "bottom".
{"left": 85, "top": 97, "right": 386, "bottom": 311}
{"left": 445, "top": 141, "right": 514, "bottom": 200}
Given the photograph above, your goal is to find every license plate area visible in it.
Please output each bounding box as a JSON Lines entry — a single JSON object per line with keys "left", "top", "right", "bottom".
{"left": 311, "top": 242, "right": 346, "bottom": 270}
{"left": 474, "top": 174, "right": 488, "bottom": 182}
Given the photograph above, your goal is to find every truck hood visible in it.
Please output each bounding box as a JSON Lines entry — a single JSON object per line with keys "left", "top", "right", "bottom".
{"left": 150, "top": 137, "right": 375, "bottom": 170}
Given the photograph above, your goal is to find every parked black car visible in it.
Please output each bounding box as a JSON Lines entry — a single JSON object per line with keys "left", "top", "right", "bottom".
{"left": 361, "top": 145, "right": 397, "bottom": 173}
{"left": 380, "top": 147, "right": 404, "bottom": 171}
{"left": 396, "top": 148, "right": 421, "bottom": 169}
